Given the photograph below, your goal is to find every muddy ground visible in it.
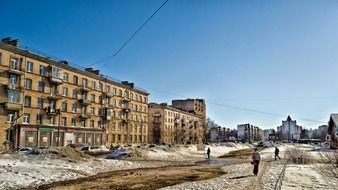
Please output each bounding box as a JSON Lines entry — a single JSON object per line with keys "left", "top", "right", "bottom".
{"left": 24, "top": 165, "right": 225, "bottom": 190}
{"left": 23, "top": 148, "right": 261, "bottom": 190}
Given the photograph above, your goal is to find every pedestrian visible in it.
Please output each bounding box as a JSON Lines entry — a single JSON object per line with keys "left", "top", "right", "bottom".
{"left": 251, "top": 148, "right": 261, "bottom": 176}
{"left": 275, "top": 146, "right": 281, "bottom": 160}
{"left": 110, "top": 143, "right": 113, "bottom": 150}
{"left": 207, "top": 147, "right": 211, "bottom": 159}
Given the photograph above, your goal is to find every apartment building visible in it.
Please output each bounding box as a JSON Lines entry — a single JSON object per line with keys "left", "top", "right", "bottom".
{"left": 277, "top": 115, "right": 302, "bottom": 141}
{"left": 237, "top": 123, "right": 261, "bottom": 142}
{"left": 0, "top": 38, "right": 149, "bottom": 150}
{"left": 148, "top": 102, "right": 205, "bottom": 145}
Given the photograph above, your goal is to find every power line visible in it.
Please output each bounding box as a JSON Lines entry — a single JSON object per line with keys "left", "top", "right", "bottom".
{"left": 149, "top": 88, "right": 326, "bottom": 124}
{"left": 86, "top": 0, "right": 169, "bottom": 67}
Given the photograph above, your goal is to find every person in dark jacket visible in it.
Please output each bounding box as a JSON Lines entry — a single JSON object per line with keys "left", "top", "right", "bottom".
{"left": 251, "top": 148, "right": 261, "bottom": 175}
{"left": 207, "top": 147, "right": 211, "bottom": 159}
{"left": 275, "top": 146, "right": 281, "bottom": 160}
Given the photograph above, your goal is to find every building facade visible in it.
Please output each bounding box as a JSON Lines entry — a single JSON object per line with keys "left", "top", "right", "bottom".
{"left": 237, "top": 123, "right": 261, "bottom": 142}
{"left": 148, "top": 102, "right": 205, "bottom": 145}
{"left": 277, "top": 116, "right": 302, "bottom": 141}
{"left": 0, "top": 38, "right": 149, "bottom": 150}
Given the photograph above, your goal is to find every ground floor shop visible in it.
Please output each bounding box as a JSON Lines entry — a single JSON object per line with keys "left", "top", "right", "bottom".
{"left": 12, "top": 125, "right": 104, "bottom": 148}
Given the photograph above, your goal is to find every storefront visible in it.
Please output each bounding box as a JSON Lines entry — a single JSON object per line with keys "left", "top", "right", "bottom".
{"left": 15, "top": 124, "right": 105, "bottom": 148}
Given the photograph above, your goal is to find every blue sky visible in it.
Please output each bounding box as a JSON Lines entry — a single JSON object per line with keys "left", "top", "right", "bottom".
{"left": 2, "top": 0, "right": 338, "bottom": 129}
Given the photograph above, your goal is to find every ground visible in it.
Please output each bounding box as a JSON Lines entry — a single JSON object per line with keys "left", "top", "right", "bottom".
{"left": 0, "top": 143, "right": 337, "bottom": 190}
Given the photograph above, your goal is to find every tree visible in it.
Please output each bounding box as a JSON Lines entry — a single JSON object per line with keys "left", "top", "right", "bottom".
{"left": 206, "top": 117, "right": 218, "bottom": 129}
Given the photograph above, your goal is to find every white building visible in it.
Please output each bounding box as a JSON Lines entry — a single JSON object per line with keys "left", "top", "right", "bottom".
{"left": 277, "top": 116, "right": 302, "bottom": 141}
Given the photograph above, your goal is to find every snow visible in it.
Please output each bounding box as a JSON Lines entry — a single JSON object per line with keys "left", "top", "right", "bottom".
{"left": 281, "top": 164, "right": 338, "bottom": 190}
{"left": 0, "top": 143, "right": 252, "bottom": 189}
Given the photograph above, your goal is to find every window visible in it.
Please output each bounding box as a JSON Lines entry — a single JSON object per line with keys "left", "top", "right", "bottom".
{"left": 61, "top": 102, "right": 67, "bottom": 112}
{"left": 10, "top": 57, "right": 19, "bottom": 70}
{"left": 25, "top": 79, "right": 32, "bottom": 89}
{"left": 71, "top": 118, "right": 76, "bottom": 126}
{"left": 81, "top": 120, "right": 86, "bottom": 127}
{"left": 90, "top": 107, "right": 94, "bottom": 115}
{"left": 112, "top": 122, "right": 115, "bottom": 131}
{"left": 39, "top": 66, "right": 46, "bottom": 76}
{"left": 9, "top": 74, "right": 18, "bottom": 86}
{"left": 106, "top": 85, "right": 110, "bottom": 93}
{"left": 51, "top": 67, "right": 61, "bottom": 78}
{"left": 61, "top": 117, "right": 67, "bottom": 126}
{"left": 98, "top": 108, "right": 102, "bottom": 116}
{"left": 62, "top": 87, "right": 68, "bottom": 96}
{"left": 72, "top": 89, "right": 78, "bottom": 99}
{"left": 98, "top": 121, "right": 102, "bottom": 128}
{"left": 7, "top": 90, "right": 21, "bottom": 103}
{"left": 73, "top": 75, "right": 78, "bottom": 85}
{"left": 90, "top": 94, "right": 95, "bottom": 102}
{"left": 82, "top": 78, "right": 87, "bottom": 87}
{"left": 72, "top": 104, "right": 77, "bottom": 113}
{"left": 63, "top": 73, "right": 68, "bottom": 82}
{"left": 119, "top": 89, "right": 122, "bottom": 96}
{"left": 48, "top": 117, "right": 55, "bottom": 125}
{"left": 98, "top": 82, "right": 103, "bottom": 91}
{"left": 90, "top": 120, "right": 94, "bottom": 128}
{"left": 23, "top": 113, "right": 30, "bottom": 124}
{"left": 98, "top": 96, "right": 102, "bottom": 104}
{"left": 26, "top": 61, "right": 33, "bottom": 72}
{"left": 112, "top": 99, "right": 116, "bottom": 107}
{"left": 81, "top": 106, "right": 86, "bottom": 115}
{"left": 0, "top": 52, "right": 2, "bottom": 64}
{"left": 106, "top": 97, "right": 110, "bottom": 105}
{"left": 144, "top": 97, "right": 147, "bottom": 103}
{"left": 24, "top": 96, "right": 31, "bottom": 107}
{"left": 91, "top": 81, "right": 96, "bottom": 89}
{"left": 38, "top": 81, "right": 45, "bottom": 92}
{"left": 36, "top": 115, "right": 42, "bottom": 125}
{"left": 7, "top": 113, "right": 14, "bottom": 122}
{"left": 37, "top": 98, "right": 44, "bottom": 108}
{"left": 112, "top": 88, "right": 116, "bottom": 95}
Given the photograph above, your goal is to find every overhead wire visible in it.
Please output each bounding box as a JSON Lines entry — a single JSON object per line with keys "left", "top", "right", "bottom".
{"left": 86, "top": 0, "right": 169, "bottom": 67}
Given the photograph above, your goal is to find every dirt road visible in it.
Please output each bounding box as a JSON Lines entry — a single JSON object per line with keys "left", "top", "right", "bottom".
{"left": 24, "top": 148, "right": 263, "bottom": 190}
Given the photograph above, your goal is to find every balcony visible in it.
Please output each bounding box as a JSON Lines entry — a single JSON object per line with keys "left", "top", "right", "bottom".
{"left": 48, "top": 92, "right": 62, "bottom": 100}
{"left": 4, "top": 102, "right": 22, "bottom": 110}
{"left": 153, "top": 120, "right": 161, "bottom": 124}
{"left": 49, "top": 76, "right": 63, "bottom": 85}
{"left": 79, "top": 113, "right": 90, "bottom": 120}
{"left": 122, "top": 108, "right": 131, "bottom": 113}
{"left": 8, "top": 68, "right": 23, "bottom": 75}
{"left": 153, "top": 113, "right": 161, "bottom": 117}
{"left": 46, "top": 108, "right": 58, "bottom": 116}
{"left": 6, "top": 83, "right": 22, "bottom": 91}
{"left": 104, "top": 92, "right": 114, "bottom": 97}
{"left": 79, "top": 99, "right": 91, "bottom": 106}
{"left": 80, "top": 86, "right": 89, "bottom": 92}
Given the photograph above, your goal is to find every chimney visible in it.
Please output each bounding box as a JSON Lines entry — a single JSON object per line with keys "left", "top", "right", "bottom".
{"left": 59, "top": 60, "right": 68, "bottom": 65}
{"left": 85, "top": 68, "right": 94, "bottom": 72}
{"left": 121, "top": 81, "right": 134, "bottom": 88}
{"left": 92, "top": 70, "right": 100, "bottom": 75}
{"left": 1, "top": 37, "right": 20, "bottom": 47}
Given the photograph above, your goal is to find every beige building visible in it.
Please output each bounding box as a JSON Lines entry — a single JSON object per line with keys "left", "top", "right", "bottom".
{"left": 148, "top": 101, "right": 206, "bottom": 145}
{"left": 0, "top": 38, "right": 149, "bottom": 150}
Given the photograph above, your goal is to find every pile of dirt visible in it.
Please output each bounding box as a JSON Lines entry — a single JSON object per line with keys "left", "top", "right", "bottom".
{"left": 56, "top": 147, "right": 90, "bottom": 161}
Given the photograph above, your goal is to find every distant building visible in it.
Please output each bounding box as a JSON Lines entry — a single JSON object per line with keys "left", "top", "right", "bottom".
{"left": 277, "top": 116, "right": 302, "bottom": 141}
{"left": 237, "top": 124, "right": 261, "bottom": 142}
{"left": 328, "top": 114, "right": 338, "bottom": 148}
{"left": 148, "top": 102, "right": 205, "bottom": 145}
{"left": 262, "top": 129, "right": 276, "bottom": 141}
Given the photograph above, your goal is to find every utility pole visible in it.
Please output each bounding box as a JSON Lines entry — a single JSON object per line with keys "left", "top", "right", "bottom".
{"left": 57, "top": 108, "right": 61, "bottom": 147}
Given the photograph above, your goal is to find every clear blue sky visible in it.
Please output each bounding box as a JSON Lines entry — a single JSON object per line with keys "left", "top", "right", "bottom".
{"left": 2, "top": 0, "right": 338, "bottom": 129}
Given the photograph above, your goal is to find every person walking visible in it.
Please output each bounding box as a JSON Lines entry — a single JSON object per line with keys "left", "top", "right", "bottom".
{"left": 275, "top": 146, "right": 281, "bottom": 160}
{"left": 207, "top": 147, "right": 211, "bottom": 159}
{"left": 251, "top": 148, "right": 261, "bottom": 176}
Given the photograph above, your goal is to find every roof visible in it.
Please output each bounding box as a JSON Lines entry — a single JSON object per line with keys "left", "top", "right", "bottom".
{"left": 0, "top": 41, "right": 149, "bottom": 95}
{"left": 330, "top": 114, "right": 338, "bottom": 126}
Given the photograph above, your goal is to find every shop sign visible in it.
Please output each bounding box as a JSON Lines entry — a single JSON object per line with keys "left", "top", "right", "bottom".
{"left": 28, "top": 137, "right": 34, "bottom": 143}
{"left": 39, "top": 128, "right": 54, "bottom": 131}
